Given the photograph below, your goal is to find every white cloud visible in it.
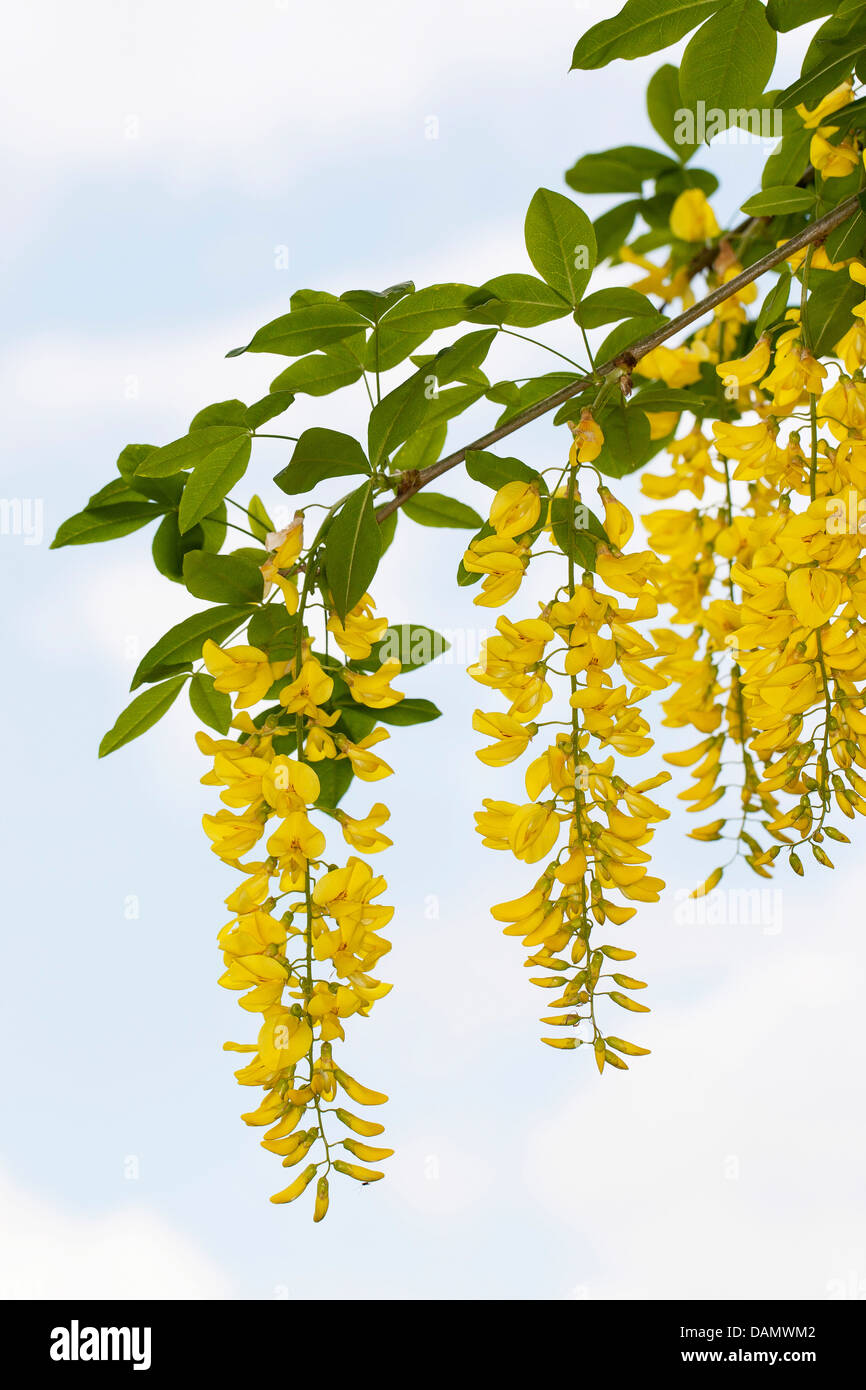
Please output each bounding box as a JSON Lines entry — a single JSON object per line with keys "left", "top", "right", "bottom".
{"left": 389, "top": 1136, "right": 497, "bottom": 1216}
{"left": 1, "top": 0, "right": 587, "bottom": 188}
{"left": 525, "top": 870, "right": 866, "bottom": 1300}
{"left": 0, "top": 1168, "right": 232, "bottom": 1299}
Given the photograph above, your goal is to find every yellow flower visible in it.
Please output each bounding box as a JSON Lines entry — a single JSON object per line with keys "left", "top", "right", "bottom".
{"left": 489, "top": 480, "right": 541, "bottom": 537}
{"left": 327, "top": 593, "right": 389, "bottom": 659}
{"left": 261, "top": 516, "right": 304, "bottom": 613}
{"left": 636, "top": 345, "right": 702, "bottom": 388}
{"left": 267, "top": 810, "right": 326, "bottom": 878}
{"left": 796, "top": 78, "right": 854, "bottom": 128}
{"left": 262, "top": 755, "right": 321, "bottom": 816}
{"left": 472, "top": 710, "right": 535, "bottom": 765}
{"left": 202, "top": 640, "right": 285, "bottom": 709}
{"left": 786, "top": 568, "right": 843, "bottom": 629}
{"left": 201, "top": 808, "right": 264, "bottom": 862}
{"left": 339, "top": 728, "right": 393, "bottom": 780}
{"left": 669, "top": 188, "right": 719, "bottom": 243}
{"left": 850, "top": 260, "right": 866, "bottom": 320}
{"left": 818, "top": 377, "right": 866, "bottom": 442}
{"left": 810, "top": 128, "right": 860, "bottom": 178}
{"left": 716, "top": 336, "right": 771, "bottom": 387}
{"left": 279, "top": 658, "right": 334, "bottom": 717}
{"left": 835, "top": 318, "right": 866, "bottom": 374}
{"left": 342, "top": 658, "right": 405, "bottom": 708}
{"left": 507, "top": 802, "right": 561, "bottom": 863}
{"left": 646, "top": 410, "right": 679, "bottom": 440}
{"left": 598, "top": 486, "right": 634, "bottom": 549}
{"left": 569, "top": 410, "right": 604, "bottom": 464}
{"left": 257, "top": 1011, "right": 313, "bottom": 1073}
{"left": 619, "top": 248, "right": 693, "bottom": 304}
{"left": 337, "top": 803, "right": 392, "bottom": 853}
{"left": 462, "top": 534, "right": 528, "bottom": 606}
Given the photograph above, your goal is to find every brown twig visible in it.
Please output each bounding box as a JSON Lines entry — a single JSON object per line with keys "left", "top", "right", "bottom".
{"left": 376, "top": 189, "right": 860, "bottom": 521}
{"left": 686, "top": 166, "right": 816, "bottom": 278}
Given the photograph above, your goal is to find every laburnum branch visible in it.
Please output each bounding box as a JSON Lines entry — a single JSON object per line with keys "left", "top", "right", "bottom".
{"left": 377, "top": 189, "right": 862, "bottom": 522}
{"left": 685, "top": 165, "right": 816, "bottom": 279}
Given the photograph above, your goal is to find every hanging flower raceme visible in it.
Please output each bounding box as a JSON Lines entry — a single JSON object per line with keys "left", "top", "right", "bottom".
{"left": 467, "top": 450, "right": 670, "bottom": 1068}
{"left": 195, "top": 558, "right": 416, "bottom": 1213}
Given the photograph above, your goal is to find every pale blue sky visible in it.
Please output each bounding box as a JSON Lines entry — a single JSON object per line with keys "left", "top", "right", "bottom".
{"left": 2, "top": 2, "right": 864, "bottom": 1299}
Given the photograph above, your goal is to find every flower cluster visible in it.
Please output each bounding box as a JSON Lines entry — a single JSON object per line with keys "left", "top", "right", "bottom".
{"left": 196, "top": 527, "right": 404, "bottom": 1212}
{"left": 464, "top": 437, "right": 671, "bottom": 1067}
{"left": 634, "top": 145, "right": 866, "bottom": 890}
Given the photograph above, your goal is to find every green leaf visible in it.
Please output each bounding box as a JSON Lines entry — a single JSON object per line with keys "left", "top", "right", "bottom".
{"left": 565, "top": 146, "right": 677, "bottom": 195}
{"left": 183, "top": 551, "right": 264, "bottom": 605}
{"left": 740, "top": 185, "right": 815, "bottom": 216}
{"left": 313, "top": 755, "right": 354, "bottom": 811}
{"left": 594, "top": 404, "right": 654, "bottom": 478}
{"left": 368, "top": 624, "right": 450, "bottom": 672}
{"left": 51, "top": 502, "right": 164, "bottom": 548}
{"left": 247, "top": 605, "right": 298, "bottom": 657}
{"left": 576, "top": 287, "right": 659, "bottom": 329}
{"left": 754, "top": 269, "right": 792, "bottom": 337}
{"left": 274, "top": 428, "right": 370, "bottom": 495}
{"left": 402, "top": 492, "right": 483, "bottom": 529}
{"left": 549, "top": 499, "right": 609, "bottom": 572}
{"left": 99, "top": 677, "right": 187, "bottom": 757}
{"left": 762, "top": 111, "right": 812, "bottom": 189}
{"left": 340, "top": 281, "right": 414, "bottom": 324}
{"left": 269, "top": 344, "right": 363, "bottom": 396}
{"left": 593, "top": 201, "right": 642, "bottom": 262}
{"left": 245, "top": 494, "right": 274, "bottom": 544}
{"left": 179, "top": 434, "right": 252, "bottom": 533}
{"left": 244, "top": 302, "right": 370, "bottom": 357}
{"left": 826, "top": 208, "right": 866, "bottom": 262}
{"left": 826, "top": 96, "right": 866, "bottom": 133}
{"left": 189, "top": 673, "right": 232, "bottom": 734}
{"left": 392, "top": 423, "right": 447, "bottom": 473}
{"left": 189, "top": 400, "right": 249, "bottom": 430}
{"left": 116, "top": 443, "right": 156, "bottom": 481}
{"left": 471, "top": 273, "right": 571, "bottom": 327}
{"left": 680, "top": 0, "right": 777, "bottom": 124}
{"left": 427, "top": 328, "right": 498, "bottom": 385}
{"left": 324, "top": 482, "right": 382, "bottom": 622}
{"left": 525, "top": 189, "right": 596, "bottom": 307}
{"left": 368, "top": 374, "right": 485, "bottom": 471}
{"left": 246, "top": 391, "right": 295, "bottom": 429}
{"left": 465, "top": 449, "right": 539, "bottom": 490}
{"left": 151, "top": 513, "right": 205, "bottom": 583}
{"left": 135, "top": 426, "right": 248, "bottom": 479}
{"left": 779, "top": 10, "right": 866, "bottom": 109}
{"left": 638, "top": 191, "right": 676, "bottom": 230}
{"left": 131, "top": 604, "right": 253, "bottom": 690}
{"left": 491, "top": 372, "right": 578, "bottom": 426}
{"left": 365, "top": 697, "right": 442, "bottom": 726}
{"left": 200, "top": 503, "right": 228, "bottom": 555}
{"left": 366, "top": 284, "right": 479, "bottom": 372}
{"left": 647, "top": 63, "right": 700, "bottom": 159}
{"left": 656, "top": 166, "right": 719, "bottom": 197}
{"left": 376, "top": 508, "right": 399, "bottom": 556}
{"left": 595, "top": 312, "right": 667, "bottom": 365}
{"left": 86, "top": 478, "right": 150, "bottom": 509}
{"left": 805, "top": 269, "right": 863, "bottom": 358}
{"left": 766, "top": 0, "right": 832, "bottom": 32}
{"left": 629, "top": 386, "right": 704, "bottom": 413}
{"left": 572, "top": 0, "right": 726, "bottom": 70}
{"left": 456, "top": 521, "right": 494, "bottom": 587}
